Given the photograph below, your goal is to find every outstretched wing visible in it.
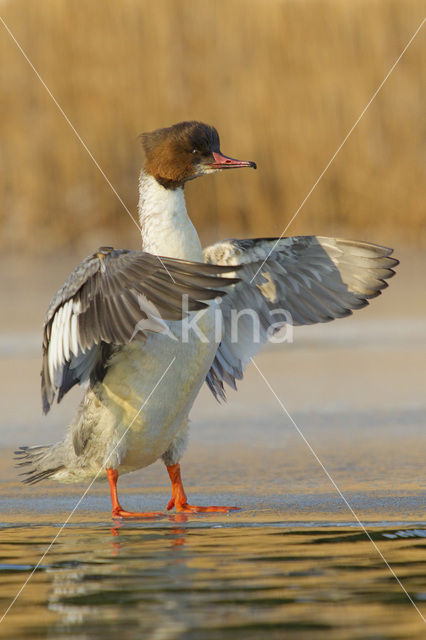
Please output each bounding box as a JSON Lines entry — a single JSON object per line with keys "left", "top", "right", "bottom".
{"left": 204, "top": 236, "right": 398, "bottom": 400}
{"left": 42, "top": 246, "right": 239, "bottom": 413}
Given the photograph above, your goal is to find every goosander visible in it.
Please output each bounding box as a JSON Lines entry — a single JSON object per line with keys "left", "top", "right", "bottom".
{"left": 16, "top": 121, "right": 398, "bottom": 517}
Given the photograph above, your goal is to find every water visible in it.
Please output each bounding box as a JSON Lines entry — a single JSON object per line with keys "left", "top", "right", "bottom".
{"left": 0, "top": 520, "right": 425, "bottom": 639}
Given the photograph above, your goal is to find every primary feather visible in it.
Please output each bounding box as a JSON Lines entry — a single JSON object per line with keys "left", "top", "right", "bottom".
{"left": 204, "top": 236, "right": 398, "bottom": 400}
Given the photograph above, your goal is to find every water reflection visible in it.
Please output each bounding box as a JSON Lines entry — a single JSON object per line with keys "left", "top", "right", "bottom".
{"left": 0, "top": 524, "right": 425, "bottom": 639}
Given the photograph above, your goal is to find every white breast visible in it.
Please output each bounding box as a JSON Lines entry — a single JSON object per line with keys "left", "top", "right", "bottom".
{"left": 138, "top": 173, "right": 203, "bottom": 261}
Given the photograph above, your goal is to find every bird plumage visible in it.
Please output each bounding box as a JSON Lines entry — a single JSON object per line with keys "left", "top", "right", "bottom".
{"left": 15, "top": 121, "right": 398, "bottom": 516}
{"left": 204, "top": 236, "right": 397, "bottom": 400}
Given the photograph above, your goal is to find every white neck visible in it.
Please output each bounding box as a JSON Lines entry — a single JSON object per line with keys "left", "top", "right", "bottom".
{"left": 138, "top": 172, "right": 203, "bottom": 261}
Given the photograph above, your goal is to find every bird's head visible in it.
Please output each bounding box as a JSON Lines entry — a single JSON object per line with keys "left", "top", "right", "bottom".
{"left": 140, "top": 121, "right": 256, "bottom": 189}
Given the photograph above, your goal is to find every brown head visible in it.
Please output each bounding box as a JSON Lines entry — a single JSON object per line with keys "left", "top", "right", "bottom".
{"left": 140, "top": 121, "right": 256, "bottom": 189}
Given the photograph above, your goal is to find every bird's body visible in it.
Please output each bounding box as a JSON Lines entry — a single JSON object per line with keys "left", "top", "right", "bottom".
{"left": 16, "top": 121, "right": 398, "bottom": 517}
{"left": 28, "top": 169, "right": 220, "bottom": 485}
{"left": 54, "top": 319, "right": 216, "bottom": 482}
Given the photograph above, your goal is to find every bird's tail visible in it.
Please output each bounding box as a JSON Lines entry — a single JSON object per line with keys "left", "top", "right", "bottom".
{"left": 14, "top": 444, "right": 65, "bottom": 484}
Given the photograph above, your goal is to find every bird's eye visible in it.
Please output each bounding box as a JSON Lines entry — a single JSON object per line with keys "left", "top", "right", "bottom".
{"left": 192, "top": 149, "right": 199, "bottom": 154}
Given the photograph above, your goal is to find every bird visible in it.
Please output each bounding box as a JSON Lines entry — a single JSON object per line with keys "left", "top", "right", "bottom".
{"left": 15, "top": 121, "right": 398, "bottom": 518}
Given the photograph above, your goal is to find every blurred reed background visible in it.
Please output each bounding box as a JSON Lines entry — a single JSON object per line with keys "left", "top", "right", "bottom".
{"left": 0, "top": 0, "right": 425, "bottom": 255}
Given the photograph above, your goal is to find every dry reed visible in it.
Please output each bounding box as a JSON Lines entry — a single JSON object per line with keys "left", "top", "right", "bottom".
{"left": 0, "top": 0, "right": 425, "bottom": 254}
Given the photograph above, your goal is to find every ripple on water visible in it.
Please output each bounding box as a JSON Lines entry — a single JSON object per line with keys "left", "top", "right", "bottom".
{"left": 0, "top": 524, "right": 425, "bottom": 639}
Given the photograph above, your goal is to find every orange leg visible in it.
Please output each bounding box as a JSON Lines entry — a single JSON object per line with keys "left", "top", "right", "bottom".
{"left": 107, "top": 468, "right": 163, "bottom": 519}
{"left": 166, "top": 463, "right": 240, "bottom": 513}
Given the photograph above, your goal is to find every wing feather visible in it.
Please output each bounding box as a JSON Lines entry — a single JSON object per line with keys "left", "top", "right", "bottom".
{"left": 42, "top": 247, "right": 239, "bottom": 413}
{"left": 204, "top": 235, "right": 398, "bottom": 400}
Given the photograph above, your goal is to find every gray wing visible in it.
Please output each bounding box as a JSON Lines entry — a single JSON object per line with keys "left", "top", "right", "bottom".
{"left": 42, "top": 246, "right": 239, "bottom": 413}
{"left": 204, "top": 236, "right": 398, "bottom": 400}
